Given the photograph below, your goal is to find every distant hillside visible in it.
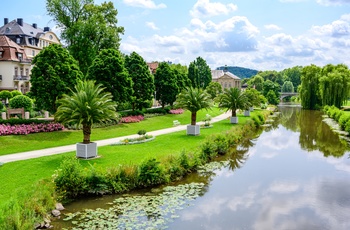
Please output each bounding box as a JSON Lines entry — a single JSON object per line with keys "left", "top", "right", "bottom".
{"left": 216, "top": 66, "right": 258, "bottom": 79}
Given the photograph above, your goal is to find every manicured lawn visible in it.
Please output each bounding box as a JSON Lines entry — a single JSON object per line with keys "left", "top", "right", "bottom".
{"left": 0, "top": 112, "right": 257, "bottom": 204}
{"left": 0, "top": 107, "right": 222, "bottom": 155}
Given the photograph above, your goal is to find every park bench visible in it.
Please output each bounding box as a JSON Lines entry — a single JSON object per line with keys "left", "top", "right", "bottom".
{"left": 173, "top": 120, "right": 181, "bottom": 126}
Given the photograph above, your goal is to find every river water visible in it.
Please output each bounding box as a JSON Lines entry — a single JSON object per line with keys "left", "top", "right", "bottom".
{"left": 53, "top": 106, "right": 350, "bottom": 230}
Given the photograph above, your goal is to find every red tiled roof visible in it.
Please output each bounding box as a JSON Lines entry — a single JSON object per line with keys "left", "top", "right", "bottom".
{"left": 0, "top": 35, "right": 28, "bottom": 61}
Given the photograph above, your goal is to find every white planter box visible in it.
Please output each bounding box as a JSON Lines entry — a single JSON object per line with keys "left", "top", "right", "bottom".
{"left": 230, "top": 116, "right": 238, "bottom": 124}
{"left": 76, "top": 142, "right": 97, "bottom": 159}
{"left": 187, "top": 125, "right": 200, "bottom": 136}
{"left": 244, "top": 110, "right": 250, "bottom": 116}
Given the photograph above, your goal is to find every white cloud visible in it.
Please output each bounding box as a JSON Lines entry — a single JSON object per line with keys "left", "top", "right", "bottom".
{"left": 316, "top": 0, "right": 350, "bottom": 6}
{"left": 123, "top": 0, "right": 166, "bottom": 9}
{"left": 190, "top": 0, "right": 237, "bottom": 18}
{"left": 264, "top": 24, "right": 282, "bottom": 30}
{"left": 153, "top": 34, "right": 184, "bottom": 47}
{"left": 145, "top": 22, "right": 159, "bottom": 30}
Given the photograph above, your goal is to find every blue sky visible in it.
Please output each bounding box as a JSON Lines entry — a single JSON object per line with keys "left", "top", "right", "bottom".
{"left": 1, "top": 0, "right": 350, "bottom": 70}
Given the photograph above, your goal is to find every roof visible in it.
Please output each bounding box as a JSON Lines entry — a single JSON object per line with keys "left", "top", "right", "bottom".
{"left": 211, "top": 70, "right": 241, "bottom": 80}
{"left": 0, "top": 19, "right": 45, "bottom": 37}
{"left": 147, "top": 62, "right": 159, "bottom": 73}
{"left": 0, "top": 35, "right": 28, "bottom": 61}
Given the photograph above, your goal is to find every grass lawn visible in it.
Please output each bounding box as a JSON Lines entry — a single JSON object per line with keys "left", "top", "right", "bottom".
{"left": 0, "top": 112, "right": 257, "bottom": 205}
{"left": 0, "top": 107, "right": 222, "bottom": 155}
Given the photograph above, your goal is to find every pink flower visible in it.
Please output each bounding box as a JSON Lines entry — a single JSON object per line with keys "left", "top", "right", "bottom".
{"left": 169, "top": 109, "right": 184, "bottom": 114}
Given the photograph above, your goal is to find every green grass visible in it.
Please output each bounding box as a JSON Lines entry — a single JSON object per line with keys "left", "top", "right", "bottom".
{"left": 0, "top": 108, "right": 222, "bottom": 155}
{"left": 0, "top": 112, "right": 258, "bottom": 205}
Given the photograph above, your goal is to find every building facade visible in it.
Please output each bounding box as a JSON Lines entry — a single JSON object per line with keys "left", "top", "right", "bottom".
{"left": 0, "top": 18, "right": 61, "bottom": 93}
{"left": 211, "top": 69, "right": 241, "bottom": 90}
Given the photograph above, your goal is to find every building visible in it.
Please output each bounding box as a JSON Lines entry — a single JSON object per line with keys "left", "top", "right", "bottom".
{"left": 147, "top": 62, "right": 159, "bottom": 74}
{"left": 0, "top": 18, "right": 61, "bottom": 93}
{"left": 211, "top": 68, "right": 241, "bottom": 90}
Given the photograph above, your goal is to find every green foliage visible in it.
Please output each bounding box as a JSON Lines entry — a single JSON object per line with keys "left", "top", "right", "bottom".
{"left": 137, "top": 130, "right": 147, "bottom": 136}
{"left": 119, "top": 110, "right": 144, "bottom": 117}
{"left": 125, "top": 52, "right": 155, "bottom": 110}
{"left": 245, "top": 88, "right": 262, "bottom": 107}
{"left": 262, "top": 80, "right": 280, "bottom": 98}
{"left": 338, "top": 113, "right": 350, "bottom": 130}
{"left": 53, "top": 157, "right": 87, "bottom": 199}
{"left": 0, "top": 90, "right": 12, "bottom": 100}
{"left": 217, "top": 87, "right": 251, "bottom": 117}
{"left": 199, "top": 139, "right": 217, "bottom": 163}
{"left": 248, "top": 75, "right": 264, "bottom": 91}
{"left": 9, "top": 95, "right": 33, "bottom": 111}
{"left": 0, "top": 118, "right": 51, "bottom": 125}
{"left": 11, "top": 90, "right": 22, "bottom": 97}
{"left": 216, "top": 66, "right": 258, "bottom": 79}
{"left": 300, "top": 64, "right": 322, "bottom": 110}
{"left": 188, "top": 56, "right": 212, "bottom": 89}
{"left": 212, "top": 133, "right": 229, "bottom": 155}
{"left": 47, "top": 0, "right": 124, "bottom": 74}
{"left": 55, "top": 80, "right": 118, "bottom": 143}
{"left": 281, "top": 66, "right": 302, "bottom": 89}
{"left": 87, "top": 49, "right": 133, "bottom": 104}
{"left": 154, "top": 62, "right": 179, "bottom": 108}
{"left": 266, "top": 90, "right": 279, "bottom": 105}
{"left": 138, "top": 158, "right": 167, "bottom": 187}
{"left": 170, "top": 63, "right": 191, "bottom": 92}
{"left": 30, "top": 44, "right": 83, "bottom": 113}
{"left": 175, "top": 87, "right": 212, "bottom": 125}
{"left": 251, "top": 113, "right": 265, "bottom": 126}
{"left": 281, "top": 81, "right": 294, "bottom": 93}
{"left": 206, "top": 82, "right": 223, "bottom": 100}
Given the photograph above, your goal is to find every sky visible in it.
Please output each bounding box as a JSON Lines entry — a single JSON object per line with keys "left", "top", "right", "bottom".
{"left": 1, "top": 0, "right": 350, "bottom": 71}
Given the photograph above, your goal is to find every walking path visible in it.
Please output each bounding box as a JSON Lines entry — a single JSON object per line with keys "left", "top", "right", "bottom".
{"left": 0, "top": 112, "right": 231, "bottom": 164}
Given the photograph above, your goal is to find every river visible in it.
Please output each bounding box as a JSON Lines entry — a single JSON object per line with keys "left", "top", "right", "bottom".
{"left": 53, "top": 106, "right": 350, "bottom": 230}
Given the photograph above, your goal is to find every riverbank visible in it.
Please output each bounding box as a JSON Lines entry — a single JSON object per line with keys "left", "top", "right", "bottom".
{"left": 0, "top": 110, "right": 270, "bottom": 229}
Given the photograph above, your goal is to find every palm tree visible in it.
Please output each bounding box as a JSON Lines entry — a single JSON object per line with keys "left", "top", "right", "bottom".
{"left": 175, "top": 87, "right": 212, "bottom": 135}
{"left": 55, "top": 80, "right": 118, "bottom": 144}
{"left": 218, "top": 87, "right": 251, "bottom": 123}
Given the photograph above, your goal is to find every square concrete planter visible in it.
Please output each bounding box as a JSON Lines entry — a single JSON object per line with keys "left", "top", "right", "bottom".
{"left": 230, "top": 116, "right": 238, "bottom": 124}
{"left": 76, "top": 142, "right": 97, "bottom": 159}
{"left": 187, "top": 125, "right": 200, "bottom": 136}
{"left": 244, "top": 110, "right": 251, "bottom": 116}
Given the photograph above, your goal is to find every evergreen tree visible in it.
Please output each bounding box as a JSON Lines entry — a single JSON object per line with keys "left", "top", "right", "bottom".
{"left": 154, "top": 62, "right": 178, "bottom": 108}
{"left": 188, "top": 57, "right": 211, "bottom": 89}
{"left": 125, "top": 52, "right": 154, "bottom": 110}
{"left": 30, "top": 44, "right": 83, "bottom": 113}
{"left": 87, "top": 49, "right": 133, "bottom": 105}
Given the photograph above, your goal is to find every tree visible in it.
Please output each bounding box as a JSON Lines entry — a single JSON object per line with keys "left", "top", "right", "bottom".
{"left": 9, "top": 95, "right": 33, "bottom": 111}
{"left": 262, "top": 80, "right": 280, "bottom": 99}
{"left": 170, "top": 64, "right": 190, "bottom": 93}
{"left": 30, "top": 44, "right": 83, "bottom": 113}
{"left": 244, "top": 88, "right": 262, "bottom": 107}
{"left": 206, "top": 82, "right": 223, "bottom": 100}
{"left": 154, "top": 62, "right": 178, "bottom": 108}
{"left": 248, "top": 75, "right": 264, "bottom": 91}
{"left": 319, "top": 64, "right": 350, "bottom": 108}
{"left": 0, "top": 90, "right": 12, "bottom": 105}
{"left": 87, "top": 49, "right": 133, "bottom": 105}
{"left": 282, "top": 66, "right": 302, "bottom": 89}
{"left": 218, "top": 87, "right": 251, "bottom": 118}
{"left": 266, "top": 90, "right": 279, "bottom": 105}
{"left": 55, "top": 80, "right": 118, "bottom": 144}
{"left": 125, "top": 52, "right": 154, "bottom": 110}
{"left": 175, "top": 87, "right": 212, "bottom": 126}
{"left": 46, "top": 0, "right": 124, "bottom": 74}
{"left": 300, "top": 64, "right": 321, "bottom": 110}
{"left": 281, "top": 81, "right": 294, "bottom": 92}
{"left": 188, "top": 57, "right": 212, "bottom": 89}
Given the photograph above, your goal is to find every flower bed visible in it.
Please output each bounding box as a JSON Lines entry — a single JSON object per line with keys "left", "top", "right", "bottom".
{"left": 112, "top": 135, "right": 155, "bottom": 145}
{"left": 120, "top": 115, "right": 144, "bottom": 123}
{"left": 0, "top": 123, "right": 64, "bottom": 136}
{"left": 169, "top": 109, "right": 184, "bottom": 114}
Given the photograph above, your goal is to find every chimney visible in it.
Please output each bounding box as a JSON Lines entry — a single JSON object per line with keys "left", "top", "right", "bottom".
{"left": 44, "top": 27, "right": 50, "bottom": 32}
{"left": 4, "top": 18, "right": 8, "bottom": 25}
{"left": 17, "top": 18, "right": 23, "bottom": 26}
{"left": 32, "top": 23, "right": 37, "bottom": 29}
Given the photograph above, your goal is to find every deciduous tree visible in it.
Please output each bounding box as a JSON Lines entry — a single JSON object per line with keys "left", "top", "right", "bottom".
{"left": 188, "top": 57, "right": 211, "bottom": 89}
{"left": 154, "top": 62, "right": 178, "bottom": 108}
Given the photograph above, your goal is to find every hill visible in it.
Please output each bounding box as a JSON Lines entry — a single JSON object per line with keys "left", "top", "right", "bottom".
{"left": 216, "top": 66, "right": 258, "bottom": 79}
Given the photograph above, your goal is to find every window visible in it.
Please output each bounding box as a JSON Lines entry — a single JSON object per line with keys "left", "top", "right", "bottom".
{"left": 14, "top": 67, "right": 18, "bottom": 76}
{"left": 0, "top": 51, "right": 2, "bottom": 58}
{"left": 25, "top": 69, "right": 29, "bottom": 76}
{"left": 17, "top": 53, "right": 22, "bottom": 60}
{"left": 32, "top": 50, "right": 35, "bottom": 56}
{"left": 16, "top": 37, "right": 20, "bottom": 44}
{"left": 20, "top": 68, "right": 23, "bottom": 76}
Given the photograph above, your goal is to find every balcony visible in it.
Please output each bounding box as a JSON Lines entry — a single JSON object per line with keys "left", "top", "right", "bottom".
{"left": 19, "top": 58, "right": 32, "bottom": 64}
{"left": 13, "top": 75, "right": 29, "bottom": 81}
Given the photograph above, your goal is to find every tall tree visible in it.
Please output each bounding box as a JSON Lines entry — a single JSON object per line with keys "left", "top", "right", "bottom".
{"left": 248, "top": 75, "right": 264, "bottom": 91}
{"left": 206, "top": 82, "right": 223, "bottom": 100}
{"left": 262, "top": 80, "right": 280, "bottom": 99}
{"left": 55, "top": 80, "right": 117, "bottom": 143}
{"left": 124, "top": 52, "right": 154, "bottom": 110}
{"left": 170, "top": 64, "right": 190, "bottom": 93}
{"left": 319, "top": 64, "right": 350, "bottom": 108}
{"left": 154, "top": 62, "right": 178, "bottom": 108}
{"left": 188, "top": 57, "right": 212, "bottom": 89}
{"left": 30, "top": 44, "right": 83, "bottom": 113}
{"left": 87, "top": 49, "right": 133, "bottom": 105}
{"left": 46, "top": 0, "right": 124, "bottom": 74}
{"left": 218, "top": 87, "right": 251, "bottom": 119}
{"left": 300, "top": 64, "right": 321, "bottom": 110}
{"left": 282, "top": 66, "right": 302, "bottom": 89}
{"left": 281, "top": 81, "right": 294, "bottom": 92}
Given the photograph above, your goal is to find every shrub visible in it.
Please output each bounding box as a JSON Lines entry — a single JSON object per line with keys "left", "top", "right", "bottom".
{"left": 345, "top": 119, "right": 350, "bottom": 134}
{"left": 120, "top": 115, "right": 144, "bottom": 123}
{"left": 0, "top": 90, "right": 12, "bottom": 100}
{"left": 199, "top": 139, "right": 217, "bottom": 163}
{"left": 137, "top": 129, "right": 147, "bottom": 136}
{"left": 86, "top": 166, "right": 111, "bottom": 195}
{"left": 144, "top": 107, "right": 168, "bottom": 114}
{"left": 212, "top": 134, "right": 229, "bottom": 155}
{"left": 11, "top": 90, "right": 22, "bottom": 97}
{"left": 0, "top": 118, "right": 50, "bottom": 125}
{"left": 0, "top": 122, "right": 64, "bottom": 136}
{"left": 169, "top": 109, "right": 184, "bottom": 114}
{"left": 9, "top": 95, "right": 33, "bottom": 111}
{"left": 119, "top": 110, "right": 144, "bottom": 117}
{"left": 53, "top": 157, "right": 88, "bottom": 200}
{"left": 339, "top": 113, "right": 350, "bottom": 130}
{"left": 105, "top": 166, "right": 138, "bottom": 193}
{"left": 137, "top": 158, "right": 167, "bottom": 187}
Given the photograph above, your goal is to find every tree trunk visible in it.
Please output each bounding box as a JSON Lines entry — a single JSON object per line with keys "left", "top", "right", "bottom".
{"left": 82, "top": 124, "right": 91, "bottom": 144}
{"left": 232, "top": 109, "right": 237, "bottom": 117}
{"left": 191, "top": 112, "right": 197, "bottom": 125}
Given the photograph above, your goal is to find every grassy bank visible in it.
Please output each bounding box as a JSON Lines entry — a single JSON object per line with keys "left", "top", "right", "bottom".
{"left": 0, "top": 108, "right": 222, "bottom": 155}
{"left": 0, "top": 109, "right": 270, "bottom": 229}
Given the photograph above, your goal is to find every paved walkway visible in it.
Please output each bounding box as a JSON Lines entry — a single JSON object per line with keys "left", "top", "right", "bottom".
{"left": 0, "top": 112, "right": 231, "bottom": 164}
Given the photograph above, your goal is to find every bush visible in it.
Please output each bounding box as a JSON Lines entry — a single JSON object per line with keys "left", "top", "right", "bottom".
{"left": 119, "top": 110, "right": 144, "bottom": 117}
{"left": 105, "top": 166, "right": 138, "bottom": 193}
{"left": 120, "top": 115, "right": 144, "bottom": 123}
{"left": 11, "top": 90, "right": 22, "bottom": 97}
{"left": 213, "top": 134, "right": 229, "bottom": 155}
{"left": 199, "top": 139, "right": 217, "bottom": 163}
{"left": 137, "top": 158, "right": 167, "bottom": 187}
{"left": 144, "top": 107, "right": 168, "bottom": 114}
{"left": 339, "top": 113, "right": 350, "bottom": 130}
{"left": 9, "top": 95, "right": 33, "bottom": 111}
{"left": 137, "top": 129, "right": 147, "bottom": 136}
{"left": 0, "top": 90, "right": 12, "bottom": 100}
{"left": 53, "top": 157, "right": 88, "bottom": 200}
